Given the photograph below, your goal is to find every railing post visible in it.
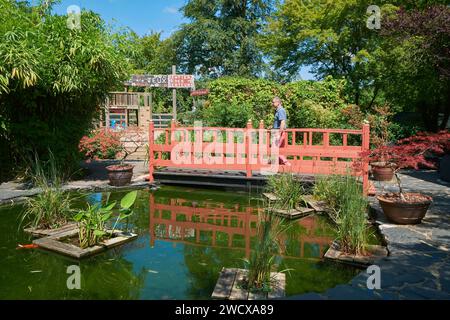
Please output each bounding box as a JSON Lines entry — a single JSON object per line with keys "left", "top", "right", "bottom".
{"left": 259, "top": 120, "right": 265, "bottom": 170}
{"left": 362, "top": 123, "right": 371, "bottom": 196}
{"left": 148, "top": 121, "right": 155, "bottom": 183}
{"left": 170, "top": 119, "right": 176, "bottom": 144}
{"left": 259, "top": 120, "right": 264, "bottom": 130}
{"left": 246, "top": 120, "right": 253, "bottom": 178}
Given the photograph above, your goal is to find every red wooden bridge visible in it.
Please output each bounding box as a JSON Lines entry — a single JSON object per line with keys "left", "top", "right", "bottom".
{"left": 148, "top": 121, "right": 370, "bottom": 194}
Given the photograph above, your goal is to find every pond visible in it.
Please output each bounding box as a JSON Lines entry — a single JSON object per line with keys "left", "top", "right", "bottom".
{"left": 0, "top": 186, "right": 362, "bottom": 300}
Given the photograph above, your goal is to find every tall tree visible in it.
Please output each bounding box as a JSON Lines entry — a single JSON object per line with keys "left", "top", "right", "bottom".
{"left": 260, "top": 0, "right": 402, "bottom": 105}
{"left": 175, "top": 0, "right": 274, "bottom": 78}
{"left": 260, "top": 0, "right": 449, "bottom": 107}
{"left": 0, "top": 0, "right": 130, "bottom": 179}
{"left": 380, "top": 5, "right": 450, "bottom": 131}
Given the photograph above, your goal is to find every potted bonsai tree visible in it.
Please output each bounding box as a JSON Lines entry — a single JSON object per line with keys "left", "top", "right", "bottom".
{"left": 79, "top": 127, "right": 145, "bottom": 187}
{"left": 365, "top": 131, "right": 450, "bottom": 225}
{"left": 367, "top": 105, "right": 397, "bottom": 181}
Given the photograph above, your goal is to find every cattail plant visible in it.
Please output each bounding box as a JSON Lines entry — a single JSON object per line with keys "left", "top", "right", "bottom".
{"left": 243, "top": 204, "right": 291, "bottom": 293}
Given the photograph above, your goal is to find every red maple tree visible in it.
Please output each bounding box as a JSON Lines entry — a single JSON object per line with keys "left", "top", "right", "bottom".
{"left": 359, "top": 131, "right": 450, "bottom": 196}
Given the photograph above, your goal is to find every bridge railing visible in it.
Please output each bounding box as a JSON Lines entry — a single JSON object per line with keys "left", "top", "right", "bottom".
{"left": 148, "top": 120, "right": 370, "bottom": 194}
{"left": 148, "top": 194, "right": 332, "bottom": 259}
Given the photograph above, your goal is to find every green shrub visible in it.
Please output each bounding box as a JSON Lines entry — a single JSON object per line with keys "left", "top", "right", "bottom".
{"left": 0, "top": 1, "right": 130, "bottom": 180}
{"left": 313, "top": 175, "right": 369, "bottom": 255}
{"left": 205, "top": 76, "right": 352, "bottom": 130}
{"left": 202, "top": 102, "right": 253, "bottom": 128}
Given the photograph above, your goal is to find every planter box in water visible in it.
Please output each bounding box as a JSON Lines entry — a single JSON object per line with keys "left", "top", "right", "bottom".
{"left": 212, "top": 268, "right": 285, "bottom": 300}
{"left": 324, "top": 241, "right": 388, "bottom": 267}
{"left": 24, "top": 222, "right": 78, "bottom": 238}
{"left": 33, "top": 228, "right": 137, "bottom": 259}
{"left": 272, "top": 207, "right": 315, "bottom": 220}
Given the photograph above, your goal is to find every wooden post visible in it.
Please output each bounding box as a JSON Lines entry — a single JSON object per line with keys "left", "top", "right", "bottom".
{"left": 362, "top": 123, "right": 371, "bottom": 196}
{"left": 149, "top": 121, "right": 155, "bottom": 182}
{"left": 105, "top": 96, "right": 110, "bottom": 128}
{"left": 150, "top": 91, "right": 153, "bottom": 120}
{"left": 170, "top": 119, "right": 176, "bottom": 145}
{"left": 246, "top": 120, "right": 252, "bottom": 178}
{"left": 259, "top": 120, "right": 265, "bottom": 169}
{"left": 172, "top": 65, "right": 177, "bottom": 121}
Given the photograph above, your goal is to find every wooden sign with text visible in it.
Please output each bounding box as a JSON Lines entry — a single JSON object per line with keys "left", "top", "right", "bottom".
{"left": 168, "top": 75, "right": 195, "bottom": 88}
{"left": 124, "top": 74, "right": 194, "bottom": 88}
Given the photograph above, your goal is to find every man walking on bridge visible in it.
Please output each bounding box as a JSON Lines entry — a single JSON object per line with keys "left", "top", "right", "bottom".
{"left": 272, "top": 97, "right": 290, "bottom": 166}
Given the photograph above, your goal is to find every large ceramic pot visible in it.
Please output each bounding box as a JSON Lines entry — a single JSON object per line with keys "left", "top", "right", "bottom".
{"left": 377, "top": 193, "right": 432, "bottom": 225}
{"left": 106, "top": 164, "right": 134, "bottom": 187}
{"left": 371, "top": 162, "right": 395, "bottom": 181}
{"left": 440, "top": 155, "right": 450, "bottom": 182}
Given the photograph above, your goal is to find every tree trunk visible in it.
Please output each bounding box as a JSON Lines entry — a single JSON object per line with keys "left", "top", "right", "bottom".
{"left": 439, "top": 90, "right": 450, "bottom": 130}
{"left": 422, "top": 101, "right": 440, "bottom": 132}
{"left": 368, "top": 85, "right": 380, "bottom": 110}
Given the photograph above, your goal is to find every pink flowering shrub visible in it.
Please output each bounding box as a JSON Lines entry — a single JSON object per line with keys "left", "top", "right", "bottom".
{"left": 79, "top": 129, "right": 123, "bottom": 161}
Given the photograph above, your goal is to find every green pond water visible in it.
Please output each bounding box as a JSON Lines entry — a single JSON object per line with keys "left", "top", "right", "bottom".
{"left": 0, "top": 186, "right": 366, "bottom": 300}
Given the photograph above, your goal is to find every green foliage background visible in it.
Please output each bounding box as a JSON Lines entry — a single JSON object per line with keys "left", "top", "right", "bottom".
{"left": 0, "top": 0, "right": 130, "bottom": 180}
{"left": 191, "top": 76, "right": 351, "bottom": 130}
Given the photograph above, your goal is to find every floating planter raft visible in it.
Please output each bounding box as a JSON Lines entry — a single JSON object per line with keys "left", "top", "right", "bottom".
{"left": 24, "top": 222, "right": 78, "bottom": 238}
{"left": 263, "top": 193, "right": 316, "bottom": 220}
{"left": 302, "top": 195, "right": 332, "bottom": 214}
{"left": 33, "top": 228, "right": 137, "bottom": 259}
{"left": 271, "top": 207, "right": 315, "bottom": 220}
{"left": 324, "top": 241, "right": 388, "bottom": 267}
{"left": 212, "top": 268, "right": 285, "bottom": 300}
{"left": 262, "top": 193, "right": 280, "bottom": 203}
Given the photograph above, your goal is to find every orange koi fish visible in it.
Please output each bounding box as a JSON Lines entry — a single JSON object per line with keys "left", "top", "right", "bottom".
{"left": 17, "top": 244, "right": 39, "bottom": 250}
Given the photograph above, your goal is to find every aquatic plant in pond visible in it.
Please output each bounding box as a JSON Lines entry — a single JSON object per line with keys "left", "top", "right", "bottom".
{"left": 21, "top": 153, "right": 74, "bottom": 229}
{"left": 266, "top": 173, "right": 306, "bottom": 211}
{"left": 313, "top": 175, "right": 370, "bottom": 255}
{"left": 242, "top": 207, "right": 291, "bottom": 293}
{"left": 1, "top": 187, "right": 362, "bottom": 299}
{"left": 74, "top": 191, "right": 137, "bottom": 249}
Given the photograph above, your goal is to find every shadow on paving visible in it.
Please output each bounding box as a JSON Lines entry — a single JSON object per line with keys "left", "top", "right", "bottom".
{"left": 289, "top": 242, "right": 450, "bottom": 300}
{"left": 402, "top": 170, "right": 450, "bottom": 188}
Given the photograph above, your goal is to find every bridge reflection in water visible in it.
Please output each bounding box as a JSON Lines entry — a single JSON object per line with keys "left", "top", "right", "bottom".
{"left": 149, "top": 194, "right": 334, "bottom": 260}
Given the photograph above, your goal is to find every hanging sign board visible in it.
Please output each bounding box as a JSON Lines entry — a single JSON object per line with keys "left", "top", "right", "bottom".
{"left": 124, "top": 75, "right": 168, "bottom": 87}
{"left": 124, "top": 74, "right": 195, "bottom": 88}
{"left": 190, "top": 89, "right": 210, "bottom": 97}
{"left": 168, "top": 75, "right": 195, "bottom": 88}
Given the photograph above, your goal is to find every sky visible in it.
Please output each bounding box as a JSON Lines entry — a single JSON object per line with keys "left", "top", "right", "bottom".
{"left": 51, "top": 0, "right": 314, "bottom": 80}
{"left": 53, "top": 0, "right": 187, "bottom": 38}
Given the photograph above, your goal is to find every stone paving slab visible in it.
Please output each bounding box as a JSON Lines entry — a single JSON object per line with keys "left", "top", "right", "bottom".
{"left": 293, "top": 170, "right": 450, "bottom": 300}
{"left": 0, "top": 161, "right": 156, "bottom": 206}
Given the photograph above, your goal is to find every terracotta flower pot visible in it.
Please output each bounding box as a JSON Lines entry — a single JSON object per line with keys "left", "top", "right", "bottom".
{"left": 377, "top": 193, "right": 432, "bottom": 225}
{"left": 371, "top": 162, "right": 395, "bottom": 181}
{"left": 106, "top": 164, "right": 134, "bottom": 187}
